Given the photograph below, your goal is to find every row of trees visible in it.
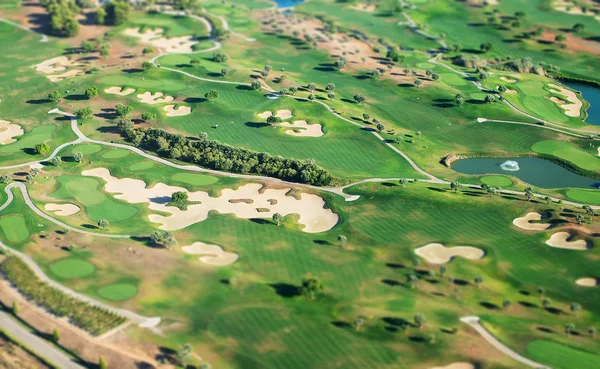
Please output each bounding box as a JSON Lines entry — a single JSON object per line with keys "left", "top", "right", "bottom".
{"left": 41, "top": 0, "right": 80, "bottom": 37}
{"left": 96, "top": 0, "right": 130, "bottom": 26}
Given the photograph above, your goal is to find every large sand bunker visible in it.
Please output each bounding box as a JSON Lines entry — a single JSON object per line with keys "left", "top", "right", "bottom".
{"left": 415, "top": 243, "right": 485, "bottom": 264}
{"left": 44, "top": 203, "right": 80, "bottom": 216}
{"left": 576, "top": 278, "right": 597, "bottom": 287}
{"left": 277, "top": 120, "right": 324, "bottom": 137}
{"left": 431, "top": 363, "right": 475, "bottom": 369}
{"left": 47, "top": 70, "right": 84, "bottom": 82}
{"left": 512, "top": 212, "right": 550, "bottom": 231}
{"left": 500, "top": 76, "right": 517, "bottom": 83}
{"left": 545, "top": 231, "right": 588, "bottom": 250}
{"left": 137, "top": 91, "right": 175, "bottom": 105}
{"left": 123, "top": 27, "right": 199, "bottom": 53}
{"left": 181, "top": 242, "right": 238, "bottom": 266}
{"left": 549, "top": 84, "right": 582, "bottom": 117}
{"left": 553, "top": 0, "right": 599, "bottom": 18}
{"left": 0, "top": 120, "right": 24, "bottom": 145}
{"left": 164, "top": 105, "right": 191, "bottom": 117}
{"left": 82, "top": 168, "right": 338, "bottom": 232}
{"left": 105, "top": 86, "right": 136, "bottom": 96}
{"left": 257, "top": 110, "right": 293, "bottom": 120}
{"left": 35, "top": 56, "right": 81, "bottom": 74}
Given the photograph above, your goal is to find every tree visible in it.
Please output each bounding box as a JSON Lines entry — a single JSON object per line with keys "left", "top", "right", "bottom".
{"left": 484, "top": 94, "right": 496, "bottom": 104}
{"left": 354, "top": 316, "right": 365, "bottom": 331}
{"left": 74, "top": 152, "right": 83, "bottom": 163}
{"left": 338, "top": 235, "right": 347, "bottom": 248}
{"left": 571, "top": 302, "right": 581, "bottom": 318}
{"left": 407, "top": 274, "right": 418, "bottom": 289}
{"left": 99, "top": 45, "right": 109, "bottom": 57}
{"left": 525, "top": 186, "right": 534, "bottom": 201}
{"left": 450, "top": 181, "right": 460, "bottom": 192}
{"left": 221, "top": 68, "right": 229, "bottom": 77}
{"left": 455, "top": 93, "right": 465, "bottom": 106}
{"left": 565, "top": 323, "right": 575, "bottom": 337}
{"left": 414, "top": 78, "right": 423, "bottom": 88}
{"left": 376, "top": 123, "right": 385, "bottom": 132}
{"left": 497, "top": 85, "right": 507, "bottom": 94}
{"left": 115, "top": 104, "right": 133, "bottom": 118}
{"left": 97, "top": 219, "right": 109, "bottom": 230}
{"left": 175, "top": 344, "right": 193, "bottom": 367}
{"left": 48, "top": 90, "right": 64, "bottom": 102}
{"left": 205, "top": 90, "right": 219, "bottom": 102}
{"left": 439, "top": 265, "right": 447, "bottom": 277}
{"left": 104, "top": 0, "right": 130, "bottom": 26}
{"left": 12, "top": 301, "right": 18, "bottom": 315}
{"left": 266, "top": 116, "right": 282, "bottom": 124}
{"left": 572, "top": 23, "right": 585, "bottom": 33}
{"left": 362, "top": 113, "right": 370, "bottom": 122}
{"left": 96, "top": 7, "right": 106, "bottom": 24}
{"left": 301, "top": 275, "right": 324, "bottom": 300}
{"left": 308, "top": 94, "right": 315, "bottom": 102}
{"left": 479, "top": 71, "right": 488, "bottom": 80}
{"left": 141, "top": 112, "right": 157, "bottom": 122}
{"left": 399, "top": 178, "right": 407, "bottom": 187}
{"left": 272, "top": 213, "right": 283, "bottom": 226}
{"left": 213, "top": 52, "right": 228, "bottom": 63}
{"left": 52, "top": 156, "right": 62, "bottom": 167}
{"left": 353, "top": 94, "right": 365, "bottom": 104}
{"left": 289, "top": 86, "right": 298, "bottom": 95}
{"left": 555, "top": 34, "right": 566, "bottom": 42}
{"left": 307, "top": 82, "right": 316, "bottom": 92}
{"left": 76, "top": 108, "right": 93, "bottom": 120}
{"left": 327, "top": 92, "right": 335, "bottom": 100}
{"left": 0, "top": 175, "right": 11, "bottom": 184}
{"left": 34, "top": 142, "right": 51, "bottom": 156}
{"left": 589, "top": 326, "right": 597, "bottom": 339}
{"left": 414, "top": 313, "right": 426, "bottom": 329}
{"left": 251, "top": 80, "right": 262, "bottom": 90}
{"left": 85, "top": 86, "right": 99, "bottom": 100}
{"left": 480, "top": 42, "right": 493, "bottom": 52}
{"left": 99, "top": 357, "right": 107, "bottom": 369}
{"left": 503, "top": 299, "right": 512, "bottom": 310}
{"left": 52, "top": 328, "right": 60, "bottom": 343}
{"left": 325, "top": 83, "right": 335, "bottom": 91}
{"left": 474, "top": 275, "right": 483, "bottom": 289}
{"left": 426, "top": 69, "right": 432, "bottom": 77}
{"left": 81, "top": 40, "right": 95, "bottom": 53}
{"left": 542, "top": 297, "right": 551, "bottom": 310}
{"left": 431, "top": 73, "right": 440, "bottom": 81}
{"left": 142, "top": 47, "right": 153, "bottom": 54}
{"left": 538, "top": 287, "right": 545, "bottom": 298}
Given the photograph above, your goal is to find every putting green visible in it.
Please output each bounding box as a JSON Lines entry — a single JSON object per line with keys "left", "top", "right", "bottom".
{"left": 565, "top": 189, "right": 600, "bottom": 205}
{"left": 129, "top": 161, "right": 155, "bottom": 171}
{"left": 72, "top": 144, "right": 102, "bottom": 155}
{"left": 49, "top": 258, "right": 95, "bottom": 279}
{"left": 102, "top": 149, "right": 130, "bottom": 159}
{"left": 531, "top": 140, "right": 600, "bottom": 172}
{"left": 470, "top": 92, "right": 487, "bottom": 101}
{"left": 0, "top": 215, "right": 29, "bottom": 244}
{"left": 100, "top": 75, "right": 186, "bottom": 91}
{"left": 0, "top": 126, "right": 55, "bottom": 154}
{"left": 171, "top": 172, "right": 219, "bottom": 186}
{"left": 481, "top": 175, "right": 512, "bottom": 187}
{"left": 527, "top": 340, "right": 600, "bottom": 369}
{"left": 517, "top": 80, "right": 547, "bottom": 97}
{"left": 97, "top": 283, "right": 138, "bottom": 301}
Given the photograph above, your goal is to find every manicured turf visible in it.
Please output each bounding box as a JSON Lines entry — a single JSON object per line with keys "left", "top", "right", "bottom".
{"left": 99, "top": 74, "right": 186, "bottom": 91}
{"left": 71, "top": 144, "right": 102, "bottom": 155}
{"left": 171, "top": 172, "right": 219, "bottom": 186}
{"left": 128, "top": 161, "right": 155, "bottom": 171}
{"left": 97, "top": 283, "right": 138, "bottom": 301}
{"left": 531, "top": 140, "right": 600, "bottom": 171}
{"left": 0, "top": 126, "right": 55, "bottom": 154}
{"left": 102, "top": 149, "right": 130, "bottom": 159}
{"left": 480, "top": 175, "right": 513, "bottom": 187}
{"left": 49, "top": 258, "right": 96, "bottom": 279}
{"left": 527, "top": 340, "right": 600, "bottom": 369}
{"left": 565, "top": 189, "right": 600, "bottom": 205}
{"left": 0, "top": 215, "right": 29, "bottom": 244}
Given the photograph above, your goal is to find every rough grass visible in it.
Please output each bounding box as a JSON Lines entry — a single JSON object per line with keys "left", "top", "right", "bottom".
{"left": 527, "top": 340, "right": 600, "bottom": 369}
{"left": 97, "top": 283, "right": 138, "bottom": 301}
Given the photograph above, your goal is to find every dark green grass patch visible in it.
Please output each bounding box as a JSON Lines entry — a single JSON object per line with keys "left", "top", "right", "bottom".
{"left": 527, "top": 340, "right": 600, "bottom": 369}
{"left": 49, "top": 258, "right": 96, "bottom": 279}
{"left": 97, "top": 283, "right": 139, "bottom": 301}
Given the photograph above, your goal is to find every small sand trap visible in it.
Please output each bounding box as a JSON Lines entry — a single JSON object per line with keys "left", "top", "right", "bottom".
{"left": 0, "top": 120, "right": 24, "bottom": 145}
{"left": 163, "top": 105, "right": 191, "bottom": 117}
{"left": 277, "top": 120, "right": 324, "bottom": 137}
{"left": 105, "top": 86, "right": 136, "bottom": 96}
{"left": 553, "top": 0, "right": 598, "bottom": 17}
{"left": 505, "top": 89, "right": 517, "bottom": 94}
{"left": 431, "top": 363, "right": 475, "bottom": 369}
{"left": 257, "top": 110, "right": 293, "bottom": 120}
{"left": 512, "top": 212, "right": 550, "bottom": 231}
{"left": 545, "top": 231, "right": 588, "bottom": 250}
{"left": 350, "top": 3, "right": 376, "bottom": 12}
{"left": 549, "top": 84, "right": 582, "bottom": 117}
{"left": 35, "top": 56, "right": 81, "bottom": 74}
{"left": 123, "top": 27, "right": 199, "bottom": 53}
{"left": 500, "top": 76, "right": 517, "bottom": 83}
{"left": 47, "top": 69, "right": 83, "bottom": 82}
{"left": 137, "top": 91, "right": 174, "bottom": 105}
{"left": 44, "top": 203, "right": 80, "bottom": 216}
{"left": 415, "top": 243, "right": 485, "bottom": 264}
{"left": 181, "top": 242, "right": 238, "bottom": 266}
{"left": 82, "top": 168, "right": 338, "bottom": 233}
{"left": 576, "top": 278, "right": 597, "bottom": 287}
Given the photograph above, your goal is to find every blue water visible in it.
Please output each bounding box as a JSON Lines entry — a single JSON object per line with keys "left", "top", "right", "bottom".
{"left": 563, "top": 81, "right": 600, "bottom": 126}
{"left": 273, "top": 0, "right": 304, "bottom": 8}
{"left": 452, "top": 157, "right": 600, "bottom": 189}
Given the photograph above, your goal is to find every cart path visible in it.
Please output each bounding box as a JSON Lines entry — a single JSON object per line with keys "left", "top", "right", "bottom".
{"left": 0, "top": 15, "right": 48, "bottom": 42}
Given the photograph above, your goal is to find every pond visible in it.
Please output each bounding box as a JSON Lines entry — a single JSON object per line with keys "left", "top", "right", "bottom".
{"left": 563, "top": 81, "right": 600, "bottom": 126}
{"left": 451, "top": 157, "right": 600, "bottom": 189}
{"left": 273, "top": 0, "right": 304, "bottom": 8}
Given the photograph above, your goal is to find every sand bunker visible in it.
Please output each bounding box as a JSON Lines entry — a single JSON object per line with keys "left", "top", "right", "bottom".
{"left": 431, "top": 363, "right": 475, "bottom": 369}
{"left": 576, "top": 278, "right": 597, "bottom": 287}
{"left": 350, "top": 3, "right": 376, "bottom": 12}
{"left": 35, "top": 56, "right": 81, "bottom": 74}
{"left": 123, "top": 27, "right": 199, "bottom": 53}
{"left": 181, "top": 242, "right": 238, "bottom": 266}
{"left": 44, "top": 203, "right": 80, "bottom": 216}
{"left": 0, "top": 120, "right": 24, "bottom": 145}
{"left": 415, "top": 243, "right": 484, "bottom": 264}
{"left": 277, "top": 120, "right": 323, "bottom": 137}
{"left": 104, "top": 86, "right": 136, "bottom": 96}
{"left": 512, "top": 212, "right": 550, "bottom": 231}
{"left": 500, "top": 76, "right": 517, "bottom": 83}
{"left": 82, "top": 168, "right": 338, "bottom": 233}
{"left": 549, "top": 84, "right": 582, "bottom": 117}
{"left": 137, "top": 91, "right": 174, "bottom": 105}
{"left": 553, "top": 0, "right": 598, "bottom": 17}
{"left": 545, "top": 231, "right": 588, "bottom": 250}
{"left": 257, "top": 110, "right": 293, "bottom": 120}
{"left": 47, "top": 69, "right": 83, "bottom": 82}
{"left": 163, "top": 105, "right": 191, "bottom": 117}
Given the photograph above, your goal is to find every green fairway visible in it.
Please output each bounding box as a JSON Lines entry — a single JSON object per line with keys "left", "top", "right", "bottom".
{"left": 171, "top": 172, "right": 219, "bottom": 186}
{"left": 527, "top": 340, "right": 600, "bottom": 369}
{"left": 565, "top": 189, "right": 600, "bottom": 205}
{"left": 49, "top": 258, "right": 96, "bottom": 279}
{"left": 71, "top": 144, "right": 102, "bottom": 155}
{"left": 97, "top": 283, "right": 138, "bottom": 301}
{"left": 102, "top": 149, "right": 130, "bottom": 159}
{"left": 531, "top": 140, "right": 600, "bottom": 172}
{"left": 128, "top": 161, "right": 155, "bottom": 171}
{"left": 0, "top": 126, "right": 55, "bottom": 154}
{"left": 480, "top": 175, "right": 513, "bottom": 187}
{"left": 0, "top": 215, "right": 29, "bottom": 244}
{"left": 99, "top": 74, "right": 186, "bottom": 91}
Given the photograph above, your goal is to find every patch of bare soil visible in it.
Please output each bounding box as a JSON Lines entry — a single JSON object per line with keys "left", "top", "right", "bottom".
{"left": 0, "top": 335, "right": 50, "bottom": 369}
{"left": 539, "top": 31, "right": 600, "bottom": 56}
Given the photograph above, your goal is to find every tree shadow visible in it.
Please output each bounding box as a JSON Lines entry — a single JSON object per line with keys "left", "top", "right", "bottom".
{"left": 480, "top": 302, "right": 500, "bottom": 310}
{"left": 385, "top": 263, "right": 404, "bottom": 269}
{"left": 236, "top": 85, "right": 252, "bottom": 91}
{"left": 313, "top": 239, "right": 332, "bottom": 245}
{"left": 184, "top": 97, "right": 207, "bottom": 104}
{"left": 331, "top": 320, "right": 351, "bottom": 328}
{"left": 340, "top": 98, "right": 356, "bottom": 104}
{"left": 121, "top": 68, "right": 144, "bottom": 74}
{"left": 245, "top": 122, "right": 270, "bottom": 128}
{"left": 26, "top": 99, "right": 51, "bottom": 105}
{"left": 65, "top": 94, "right": 88, "bottom": 101}
{"left": 518, "top": 301, "right": 538, "bottom": 308}
{"left": 269, "top": 283, "right": 300, "bottom": 298}
{"left": 381, "top": 279, "right": 402, "bottom": 287}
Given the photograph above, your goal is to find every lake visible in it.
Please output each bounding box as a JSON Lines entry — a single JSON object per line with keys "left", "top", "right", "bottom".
{"left": 563, "top": 81, "right": 600, "bottom": 126}
{"left": 273, "top": 0, "right": 305, "bottom": 8}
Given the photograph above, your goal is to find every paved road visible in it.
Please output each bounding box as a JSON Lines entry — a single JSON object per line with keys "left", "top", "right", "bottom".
{"left": 0, "top": 311, "right": 84, "bottom": 369}
{"left": 460, "top": 316, "right": 551, "bottom": 369}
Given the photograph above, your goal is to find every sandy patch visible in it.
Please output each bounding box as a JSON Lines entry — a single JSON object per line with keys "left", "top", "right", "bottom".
{"left": 431, "top": 363, "right": 475, "bottom": 369}
{"left": 415, "top": 243, "right": 485, "bottom": 264}
{"left": 123, "top": 27, "right": 199, "bottom": 53}
{"left": 545, "top": 231, "right": 588, "bottom": 250}
{"left": 258, "top": 110, "right": 293, "bottom": 120}
{"left": 163, "top": 105, "right": 191, "bottom": 117}
{"left": 181, "top": 242, "right": 238, "bottom": 266}
{"left": 47, "top": 69, "right": 84, "bottom": 82}
{"left": 553, "top": 0, "right": 598, "bottom": 17}
{"left": 0, "top": 120, "right": 24, "bottom": 145}
{"left": 137, "top": 92, "right": 174, "bottom": 105}
{"left": 35, "top": 56, "right": 81, "bottom": 74}
{"left": 257, "top": 111, "right": 272, "bottom": 119}
{"left": 350, "top": 3, "right": 376, "bottom": 12}
{"left": 505, "top": 89, "right": 517, "bottom": 94}
{"left": 44, "top": 203, "right": 80, "bottom": 216}
{"left": 512, "top": 212, "right": 550, "bottom": 231}
{"left": 549, "top": 84, "right": 582, "bottom": 117}
{"left": 277, "top": 120, "right": 324, "bottom": 137}
{"left": 82, "top": 168, "right": 338, "bottom": 232}
{"left": 597, "top": 147, "right": 600, "bottom": 157}
{"left": 104, "top": 86, "right": 136, "bottom": 96}
{"left": 500, "top": 76, "right": 517, "bottom": 83}
{"left": 576, "top": 277, "right": 597, "bottom": 287}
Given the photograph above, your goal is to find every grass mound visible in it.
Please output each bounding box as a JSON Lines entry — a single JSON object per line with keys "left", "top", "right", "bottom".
{"left": 97, "top": 283, "right": 138, "bottom": 301}
{"left": 128, "top": 161, "right": 155, "bottom": 171}
{"left": 527, "top": 340, "right": 600, "bottom": 369}
{"left": 172, "top": 172, "right": 219, "bottom": 186}
{"left": 531, "top": 140, "right": 600, "bottom": 172}
{"left": 480, "top": 175, "right": 512, "bottom": 187}
{"left": 102, "top": 149, "right": 130, "bottom": 159}
{"left": 0, "top": 215, "right": 29, "bottom": 244}
{"left": 49, "top": 258, "right": 96, "bottom": 279}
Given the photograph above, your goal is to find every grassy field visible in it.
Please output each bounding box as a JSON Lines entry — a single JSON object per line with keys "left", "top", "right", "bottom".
{"left": 480, "top": 175, "right": 513, "bottom": 187}
{"left": 527, "top": 340, "right": 600, "bottom": 369}
{"left": 531, "top": 140, "right": 600, "bottom": 171}
{"left": 48, "top": 258, "right": 96, "bottom": 279}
